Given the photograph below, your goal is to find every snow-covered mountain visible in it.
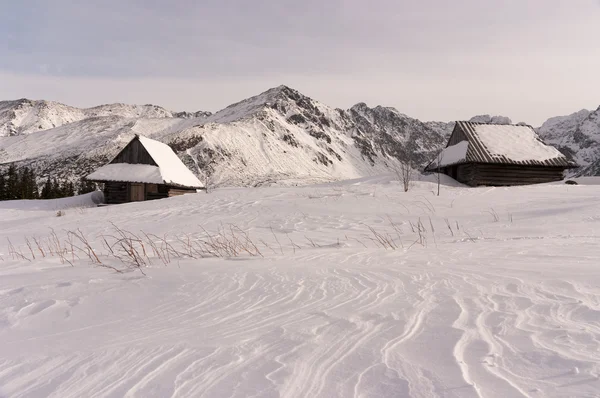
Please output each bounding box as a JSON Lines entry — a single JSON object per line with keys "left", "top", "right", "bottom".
{"left": 153, "top": 86, "right": 453, "bottom": 186}
{"left": 468, "top": 115, "right": 512, "bottom": 125}
{"left": 0, "top": 99, "right": 85, "bottom": 137}
{"left": 348, "top": 103, "right": 450, "bottom": 166}
{"left": 0, "top": 99, "right": 210, "bottom": 137}
{"left": 537, "top": 107, "right": 600, "bottom": 175}
{"left": 1, "top": 85, "right": 598, "bottom": 186}
{"left": 0, "top": 86, "right": 452, "bottom": 186}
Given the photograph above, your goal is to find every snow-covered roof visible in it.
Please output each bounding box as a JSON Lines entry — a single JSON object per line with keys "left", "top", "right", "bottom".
{"left": 427, "top": 141, "right": 469, "bottom": 169}
{"left": 474, "top": 123, "right": 564, "bottom": 162}
{"left": 87, "top": 135, "right": 204, "bottom": 188}
{"left": 87, "top": 163, "right": 164, "bottom": 184}
{"left": 426, "top": 121, "right": 575, "bottom": 171}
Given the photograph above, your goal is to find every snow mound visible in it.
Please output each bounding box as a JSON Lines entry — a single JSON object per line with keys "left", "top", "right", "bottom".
{"left": 0, "top": 191, "right": 104, "bottom": 210}
{"left": 570, "top": 176, "right": 600, "bottom": 185}
{"left": 0, "top": 179, "right": 599, "bottom": 397}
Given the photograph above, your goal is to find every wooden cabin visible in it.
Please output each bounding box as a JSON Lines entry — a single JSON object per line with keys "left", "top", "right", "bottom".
{"left": 424, "top": 121, "right": 577, "bottom": 186}
{"left": 86, "top": 135, "right": 204, "bottom": 204}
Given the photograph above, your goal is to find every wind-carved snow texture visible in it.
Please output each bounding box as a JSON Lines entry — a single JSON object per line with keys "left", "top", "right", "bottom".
{"left": 1, "top": 175, "right": 600, "bottom": 397}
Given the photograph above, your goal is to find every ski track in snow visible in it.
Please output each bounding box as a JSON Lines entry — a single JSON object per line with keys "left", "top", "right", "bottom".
{"left": 1, "top": 177, "right": 600, "bottom": 397}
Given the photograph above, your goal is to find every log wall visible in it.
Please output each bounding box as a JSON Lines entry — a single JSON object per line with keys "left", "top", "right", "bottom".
{"left": 449, "top": 163, "right": 565, "bottom": 186}
{"left": 104, "top": 182, "right": 129, "bottom": 204}
{"left": 104, "top": 182, "right": 171, "bottom": 204}
{"left": 168, "top": 188, "right": 198, "bottom": 197}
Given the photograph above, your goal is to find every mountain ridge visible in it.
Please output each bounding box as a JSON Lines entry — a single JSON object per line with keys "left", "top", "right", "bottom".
{"left": 0, "top": 98, "right": 211, "bottom": 137}
{"left": 537, "top": 106, "right": 600, "bottom": 172}
{"left": 1, "top": 86, "right": 598, "bottom": 187}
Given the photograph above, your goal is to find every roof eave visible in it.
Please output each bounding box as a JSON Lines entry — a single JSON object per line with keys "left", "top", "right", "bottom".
{"left": 85, "top": 176, "right": 166, "bottom": 184}
{"left": 164, "top": 182, "right": 205, "bottom": 189}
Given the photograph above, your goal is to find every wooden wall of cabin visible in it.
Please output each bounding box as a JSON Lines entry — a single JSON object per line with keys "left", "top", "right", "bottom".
{"left": 147, "top": 184, "right": 169, "bottom": 201}
{"left": 110, "top": 139, "right": 157, "bottom": 165}
{"left": 456, "top": 164, "right": 476, "bottom": 186}
{"left": 168, "top": 188, "right": 198, "bottom": 197}
{"left": 450, "top": 164, "right": 565, "bottom": 186}
{"left": 103, "top": 181, "right": 129, "bottom": 204}
{"left": 104, "top": 182, "right": 170, "bottom": 204}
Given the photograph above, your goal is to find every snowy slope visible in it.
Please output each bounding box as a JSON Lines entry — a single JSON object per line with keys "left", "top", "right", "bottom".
{"left": 83, "top": 103, "right": 175, "bottom": 119}
{"left": 0, "top": 86, "right": 454, "bottom": 187}
{"left": 0, "top": 115, "right": 207, "bottom": 179}
{"left": 0, "top": 99, "right": 86, "bottom": 137}
{"left": 0, "top": 99, "right": 209, "bottom": 137}
{"left": 169, "top": 86, "right": 462, "bottom": 186}
{"left": 2, "top": 85, "right": 598, "bottom": 186}
{"left": 1, "top": 177, "right": 599, "bottom": 397}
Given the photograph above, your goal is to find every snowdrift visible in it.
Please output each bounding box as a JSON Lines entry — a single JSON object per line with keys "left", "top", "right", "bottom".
{"left": 0, "top": 191, "right": 104, "bottom": 211}
{"left": 1, "top": 178, "right": 599, "bottom": 397}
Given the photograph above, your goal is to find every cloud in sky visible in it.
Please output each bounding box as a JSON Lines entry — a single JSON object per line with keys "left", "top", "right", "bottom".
{"left": 1, "top": 0, "right": 599, "bottom": 125}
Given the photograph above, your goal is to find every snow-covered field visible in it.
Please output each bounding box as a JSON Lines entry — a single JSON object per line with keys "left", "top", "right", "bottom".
{"left": 1, "top": 175, "right": 599, "bottom": 397}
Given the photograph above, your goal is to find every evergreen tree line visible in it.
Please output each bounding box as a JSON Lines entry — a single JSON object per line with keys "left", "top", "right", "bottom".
{"left": 0, "top": 165, "right": 97, "bottom": 201}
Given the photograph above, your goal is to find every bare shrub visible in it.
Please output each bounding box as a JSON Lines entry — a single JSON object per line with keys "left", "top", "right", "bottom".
{"left": 394, "top": 161, "right": 414, "bottom": 192}
{"left": 408, "top": 218, "right": 428, "bottom": 249}
{"left": 436, "top": 152, "right": 443, "bottom": 196}
{"left": 486, "top": 208, "right": 500, "bottom": 222}
{"left": 364, "top": 225, "right": 398, "bottom": 250}
{"left": 444, "top": 218, "right": 454, "bottom": 237}
{"left": 386, "top": 215, "right": 404, "bottom": 249}
{"left": 7, "top": 238, "right": 30, "bottom": 262}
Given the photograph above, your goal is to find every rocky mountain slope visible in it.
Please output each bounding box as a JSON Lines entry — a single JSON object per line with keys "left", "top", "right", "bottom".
{"left": 0, "top": 86, "right": 453, "bottom": 186}
{"left": 537, "top": 107, "right": 600, "bottom": 174}
{"left": 0, "top": 85, "right": 597, "bottom": 188}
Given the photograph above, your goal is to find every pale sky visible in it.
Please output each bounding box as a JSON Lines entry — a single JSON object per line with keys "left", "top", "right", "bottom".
{"left": 1, "top": 0, "right": 599, "bottom": 125}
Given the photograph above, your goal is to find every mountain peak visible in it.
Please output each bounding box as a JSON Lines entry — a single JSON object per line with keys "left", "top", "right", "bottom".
{"left": 205, "top": 85, "right": 316, "bottom": 124}
{"left": 350, "top": 102, "right": 409, "bottom": 120}
{"left": 468, "top": 115, "right": 512, "bottom": 125}
{"left": 350, "top": 102, "right": 369, "bottom": 112}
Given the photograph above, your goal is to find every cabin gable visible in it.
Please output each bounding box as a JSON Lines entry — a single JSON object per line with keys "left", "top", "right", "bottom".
{"left": 446, "top": 123, "right": 468, "bottom": 147}
{"left": 110, "top": 138, "right": 157, "bottom": 166}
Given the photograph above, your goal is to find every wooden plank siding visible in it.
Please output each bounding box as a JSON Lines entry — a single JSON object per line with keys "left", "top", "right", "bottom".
{"left": 451, "top": 164, "right": 565, "bottom": 187}
{"left": 168, "top": 188, "right": 198, "bottom": 197}
{"left": 104, "top": 182, "right": 171, "bottom": 204}
{"left": 110, "top": 139, "right": 157, "bottom": 166}
{"left": 104, "top": 182, "right": 129, "bottom": 204}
